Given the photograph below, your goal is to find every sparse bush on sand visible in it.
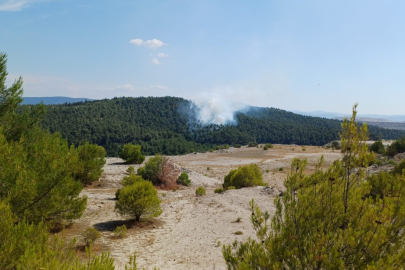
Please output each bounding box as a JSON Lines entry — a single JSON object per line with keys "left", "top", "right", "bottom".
{"left": 223, "top": 164, "right": 265, "bottom": 189}
{"left": 196, "top": 186, "right": 206, "bottom": 196}
{"left": 82, "top": 227, "right": 101, "bottom": 246}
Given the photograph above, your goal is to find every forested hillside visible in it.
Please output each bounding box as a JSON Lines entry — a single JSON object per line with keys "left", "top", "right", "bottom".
{"left": 31, "top": 96, "right": 405, "bottom": 156}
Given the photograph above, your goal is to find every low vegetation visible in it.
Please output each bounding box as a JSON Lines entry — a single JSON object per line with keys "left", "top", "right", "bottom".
{"left": 177, "top": 172, "right": 191, "bottom": 186}
{"left": 82, "top": 227, "right": 101, "bottom": 247}
{"left": 195, "top": 186, "right": 206, "bottom": 196}
{"left": 119, "top": 143, "right": 145, "bottom": 164}
{"left": 115, "top": 180, "right": 162, "bottom": 221}
{"left": 223, "top": 164, "right": 265, "bottom": 189}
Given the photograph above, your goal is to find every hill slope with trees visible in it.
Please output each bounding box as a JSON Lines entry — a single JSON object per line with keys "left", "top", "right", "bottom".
{"left": 30, "top": 96, "right": 405, "bottom": 156}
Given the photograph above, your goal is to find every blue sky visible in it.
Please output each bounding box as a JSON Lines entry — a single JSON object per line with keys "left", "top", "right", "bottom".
{"left": 1, "top": 0, "right": 405, "bottom": 114}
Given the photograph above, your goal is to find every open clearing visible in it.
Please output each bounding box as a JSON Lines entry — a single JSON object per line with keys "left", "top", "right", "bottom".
{"left": 64, "top": 145, "right": 341, "bottom": 269}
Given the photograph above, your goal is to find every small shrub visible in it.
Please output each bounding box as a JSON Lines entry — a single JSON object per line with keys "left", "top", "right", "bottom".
{"left": 121, "top": 174, "right": 144, "bottom": 187}
{"left": 126, "top": 166, "right": 136, "bottom": 175}
{"left": 119, "top": 144, "right": 145, "bottom": 164}
{"left": 302, "top": 146, "right": 306, "bottom": 151}
{"left": 235, "top": 217, "right": 242, "bottom": 223}
{"left": 172, "top": 187, "right": 178, "bottom": 192}
{"left": 115, "top": 181, "right": 162, "bottom": 221}
{"left": 196, "top": 186, "right": 206, "bottom": 196}
{"left": 207, "top": 167, "right": 210, "bottom": 170}
{"left": 265, "top": 143, "right": 274, "bottom": 149}
{"left": 331, "top": 141, "right": 341, "bottom": 150}
{"left": 210, "top": 149, "right": 214, "bottom": 152}
{"left": 388, "top": 160, "right": 397, "bottom": 166}
{"left": 393, "top": 160, "right": 405, "bottom": 175}
{"left": 248, "top": 142, "right": 258, "bottom": 147}
{"left": 263, "top": 146, "right": 268, "bottom": 150}
{"left": 177, "top": 172, "right": 191, "bottom": 186}
{"left": 82, "top": 227, "right": 101, "bottom": 246}
{"left": 227, "top": 186, "right": 236, "bottom": 190}
{"left": 279, "top": 167, "right": 284, "bottom": 171}
{"left": 161, "top": 192, "right": 167, "bottom": 197}
{"left": 266, "top": 169, "right": 269, "bottom": 173}
{"left": 233, "top": 144, "right": 242, "bottom": 148}
{"left": 214, "top": 188, "right": 224, "bottom": 194}
{"left": 113, "top": 225, "right": 127, "bottom": 238}
{"left": 223, "top": 164, "right": 265, "bottom": 189}
{"left": 234, "top": 231, "right": 243, "bottom": 235}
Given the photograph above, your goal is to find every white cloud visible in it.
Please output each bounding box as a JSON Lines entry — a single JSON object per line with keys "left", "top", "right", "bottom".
{"left": 115, "top": 84, "right": 135, "bottom": 91}
{"left": 151, "top": 58, "right": 161, "bottom": 65}
{"left": 0, "top": 0, "right": 49, "bottom": 11}
{"left": 149, "top": 84, "right": 168, "bottom": 90}
{"left": 129, "top": 38, "right": 167, "bottom": 49}
{"left": 157, "top": 53, "right": 169, "bottom": 58}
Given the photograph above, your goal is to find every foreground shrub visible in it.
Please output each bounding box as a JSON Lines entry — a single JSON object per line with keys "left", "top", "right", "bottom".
{"left": 386, "top": 137, "right": 405, "bottom": 156}
{"left": 248, "top": 142, "right": 258, "bottom": 147}
{"left": 177, "top": 172, "right": 191, "bottom": 186}
{"left": 370, "top": 140, "right": 385, "bottom": 154}
{"left": 126, "top": 166, "right": 136, "bottom": 175}
{"left": 393, "top": 159, "right": 405, "bottom": 175}
{"left": 74, "top": 142, "right": 106, "bottom": 185}
{"left": 196, "top": 186, "right": 206, "bottom": 196}
{"left": 223, "top": 164, "right": 265, "bottom": 189}
{"left": 119, "top": 144, "right": 145, "bottom": 164}
{"left": 115, "top": 181, "right": 162, "bottom": 221}
{"left": 113, "top": 225, "right": 127, "bottom": 238}
{"left": 121, "top": 174, "right": 144, "bottom": 187}
{"left": 214, "top": 188, "right": 224, "bottom": 194}
{"left": 82, "top": 227, "right": 101, "bottom": 247}
{"left": 138, "top": 154, "right": 180, "bottom": 187}
{"left": 223, "top": 105, "right": 405, "bottom": 269}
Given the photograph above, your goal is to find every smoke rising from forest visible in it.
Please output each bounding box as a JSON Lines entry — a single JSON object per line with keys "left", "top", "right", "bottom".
{"left": 189, "top": 94, "right": 248, "bottom": 126}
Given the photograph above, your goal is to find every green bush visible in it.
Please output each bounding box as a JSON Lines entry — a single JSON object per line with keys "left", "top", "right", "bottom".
{"left": 331, "top": 141, "right": 341, "bottom": 150}
{"left": 119, "top": 144, "right": 145, "bottom": 164}
{"left": 223, "top": 164, "right": 265, "bottom": 189}
{"left": 392, "top": 160, "right": 405, "bottom": 175}
{"left": 126, "top": 166, "right": 136, "bottom": 175}
{"left": 265, "top": 143, "right": 274, "bottom": 149}
{"left": 196, "top": 186, "right": 206, "bottom": 196}
{"left": 74, "top": 142, "right": 106, "bottom": 185}
{"left": 82, "top": 227, "right": 101, "bottom": 246}
{"left": 214, "top": 188, "right": 224, "bottom": 194}
{"left": 121, "top": 174, "right": 144, "bottom": 187}
{"left": 279, "top": 167, "right": 284, "bottom": 171}
{"left": 233, "top": 144, "right": 242, "bottom": 148}
{"left": 137, "top": 154, "right": 164, "bottom": 185}
{"left": 113, "top": 225, "right": 127, "bottom": 238}
{"left": 227, "top": 186, "right": 236, "bottom": 190}
{"left": 370, "top": 140, "right": 385, "bottom": 154}
{"left": 248, "top": 142, "right": 258, "bottom": 147}
{"left": 115, "top": 180, "right": 162, "bottom": 221}
{"left": 263, "top": 146, "right": 268, "bottom": 150}
{"left": 386, "top": 137, "right": 405, "bottom": 156}
{"left": 177, "top": 172, "right": 191, "bottom": 186}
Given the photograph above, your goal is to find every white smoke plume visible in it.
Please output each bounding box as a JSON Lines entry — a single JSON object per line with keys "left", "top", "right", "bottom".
{"left": 191, "top": 94, "right": 248, "bottom": 125}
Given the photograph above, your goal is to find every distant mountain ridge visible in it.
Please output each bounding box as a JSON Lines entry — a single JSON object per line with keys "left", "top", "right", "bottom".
{"left": 292, "top": 110, "right": 405, "bottom": 122}
{"left": 22, "top": 96, "right": 94, "bottom": 105}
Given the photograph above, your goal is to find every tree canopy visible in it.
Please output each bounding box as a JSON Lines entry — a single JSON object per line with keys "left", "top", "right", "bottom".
{"left": 28, "top": 96, "right": 405, "bottom": 156}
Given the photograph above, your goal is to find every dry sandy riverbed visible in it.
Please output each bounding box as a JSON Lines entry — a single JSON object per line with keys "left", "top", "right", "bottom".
{"left": 65, "top": 145, "right": 341, "bottom": 269}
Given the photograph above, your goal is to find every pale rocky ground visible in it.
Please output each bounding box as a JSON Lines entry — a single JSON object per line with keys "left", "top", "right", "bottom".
{"left": 66, "top": 145, "right": 341, "bottom": 269}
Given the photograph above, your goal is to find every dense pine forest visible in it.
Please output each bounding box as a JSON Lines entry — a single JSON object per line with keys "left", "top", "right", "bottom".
{"left": 29, "top": 96, "right": 405, "bottom": 156}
